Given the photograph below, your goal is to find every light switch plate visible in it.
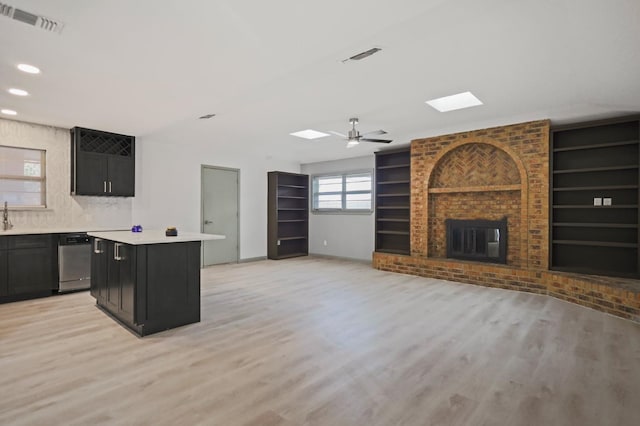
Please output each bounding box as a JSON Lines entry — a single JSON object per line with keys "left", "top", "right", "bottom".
{"left": 603, "top": 198, "right": 612, "bottom": 206}
{"left": 593, "top": 197, "right": 603, "bottom": 206}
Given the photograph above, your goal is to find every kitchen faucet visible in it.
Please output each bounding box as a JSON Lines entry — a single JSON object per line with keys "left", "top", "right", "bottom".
{"left": 2, "top": 201, "right": 13, "bottom": 231}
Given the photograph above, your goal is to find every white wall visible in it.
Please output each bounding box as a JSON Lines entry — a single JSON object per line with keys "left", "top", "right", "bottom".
{"left": 0, "top": 118, "right": 132, "bottom": 230}
{"left": 132, "top": 135, "right": 299, "bottom": 260}
{"left": 301, "top": 155, "right": 375, "bottom": 261}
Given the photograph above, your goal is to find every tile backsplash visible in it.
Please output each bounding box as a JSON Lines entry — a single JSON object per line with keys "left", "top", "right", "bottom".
{"left": 1, "top": 118, "right": 132, "bottom": 230}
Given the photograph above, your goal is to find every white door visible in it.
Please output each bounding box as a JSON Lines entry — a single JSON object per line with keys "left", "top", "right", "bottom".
{"left": 201, "top": 166, "right": 239, "bottom": 265}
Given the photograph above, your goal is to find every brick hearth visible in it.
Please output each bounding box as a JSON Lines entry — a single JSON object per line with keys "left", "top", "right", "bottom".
{"left": 372, "top": 120, "right": 640, "bottom": 322}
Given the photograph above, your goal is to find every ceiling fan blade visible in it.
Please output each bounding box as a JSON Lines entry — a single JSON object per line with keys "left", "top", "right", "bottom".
{"left": 361, "top": 129, "right": 387, "bottom": 137}
{"left": 328, "top": 130, "right": 347, "bottom": 138}
{"left": 360, "top": 138, "right": 393, "bottom": 144}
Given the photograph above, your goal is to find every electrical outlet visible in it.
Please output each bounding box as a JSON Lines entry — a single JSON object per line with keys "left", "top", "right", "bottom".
{"left": 323, "top": 240, "right": 327, "bottom": 246}
{"left": 593, "top": 197, "right": 602, "bottom": 206}
{"left": 277, "top": 240, "right": 281, "bottom": 246}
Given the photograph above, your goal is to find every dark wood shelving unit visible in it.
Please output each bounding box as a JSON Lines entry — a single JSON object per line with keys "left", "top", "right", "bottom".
{"left": 268, "top": 171, "right": 309, "bottom": 260}
{"left": 375, "top": 147, "right": 411, "bottom": 255}
{"left": 550, "top": 116, "right": 640, "bottom": 277}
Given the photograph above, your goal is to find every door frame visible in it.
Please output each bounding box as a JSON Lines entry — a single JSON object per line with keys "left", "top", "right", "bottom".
{"left": 200, "top": 164, "right": 241, "bottom": 264}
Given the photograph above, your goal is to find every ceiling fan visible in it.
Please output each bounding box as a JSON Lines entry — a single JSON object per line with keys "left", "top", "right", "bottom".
{"left": 329, "top": 118, "right": 392, "bottom": 148}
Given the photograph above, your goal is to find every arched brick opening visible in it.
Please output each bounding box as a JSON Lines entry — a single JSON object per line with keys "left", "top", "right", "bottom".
{"left": 422, "top": 140, "right": 528, "bottom": 266}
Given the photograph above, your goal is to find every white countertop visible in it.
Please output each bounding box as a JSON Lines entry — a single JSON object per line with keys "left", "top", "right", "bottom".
{"left": 87, "top": 230, "right": 225, "bottom": 245}
{"left": 0, "top": 227, "right": 128, "bottom": 236}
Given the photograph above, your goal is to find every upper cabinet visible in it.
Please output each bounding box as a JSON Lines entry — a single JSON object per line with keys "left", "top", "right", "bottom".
{"left": 71, "top": 127, "right": 135, "bottom": 197}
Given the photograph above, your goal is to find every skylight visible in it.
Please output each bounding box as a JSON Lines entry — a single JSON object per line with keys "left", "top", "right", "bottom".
{"left": 426, "top": 91, "right": 483, "bottom": 112}
{"left": 290, "top": 129, "right": 330, "bottom": 140}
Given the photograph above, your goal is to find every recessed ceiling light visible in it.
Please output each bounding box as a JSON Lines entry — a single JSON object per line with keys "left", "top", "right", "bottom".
{"left": 8, "top": 88, "right": 29, "bottom": 96}
{"left": 425, "top": 91, "right": 483, "bottom": 112}
{"left": 290, "top": 129, "right": 330, "bottom": 140}
{"left": 17, "top": 64, "right": 41, "bottom": 74}
{"left": 1, "top": 109, "right": 18, "bottom": 116}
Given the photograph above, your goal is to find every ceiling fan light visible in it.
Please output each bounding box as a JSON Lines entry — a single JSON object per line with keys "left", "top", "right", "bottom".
{"left": 346, "top": 140, "right": 359, "bottom": 148}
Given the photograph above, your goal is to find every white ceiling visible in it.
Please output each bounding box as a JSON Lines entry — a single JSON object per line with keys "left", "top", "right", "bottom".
{"left": 1, "top": 0, "right": 639, "bottom": 164}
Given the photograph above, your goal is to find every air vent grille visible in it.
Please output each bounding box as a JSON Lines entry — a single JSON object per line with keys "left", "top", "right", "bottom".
{"left": 0, "top": 2, "right": 64, "bottom": 33}
{"left": 78, "top": 128, "right": 134, "bottom": 157}
{"left": 343, "top": 47, "right": 382, "bottom": 63}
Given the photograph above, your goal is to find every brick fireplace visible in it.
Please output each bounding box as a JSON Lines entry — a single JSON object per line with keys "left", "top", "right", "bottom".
{"left": 373, "top": 120, "right": 640, "bottom": 322}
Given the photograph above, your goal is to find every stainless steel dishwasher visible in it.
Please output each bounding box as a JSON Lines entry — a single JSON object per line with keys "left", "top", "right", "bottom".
{"left": 58, "top": 233, "right": 91, "bottom": 292}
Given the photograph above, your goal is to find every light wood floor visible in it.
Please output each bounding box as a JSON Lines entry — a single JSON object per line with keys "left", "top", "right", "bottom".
{"left": 1, "top": 257, "right": 639, "bottom": 426}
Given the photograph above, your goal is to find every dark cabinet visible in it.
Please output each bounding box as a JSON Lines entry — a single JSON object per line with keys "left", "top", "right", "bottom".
{"left": 267, "top": 171, "right": 309, "bottom": 259}
{"left": 375, "top": 148, "right": 411, "bottom": 255}
{"left": 0, "top": 245, "right": 7, "bottom": 297}
{"left": 8, "top": 248, "right": 52, "bottom": 295}
{"left": 92, "top": 238, "right": 135, "bottom": 326}
{"left": 0, "top": 234, "right": 55, "bottom": 302}
{"left": 71, "top": 127, "right": 135, "bottom": 197}
{"left": 90, "top": 237, "right": 201, "bottom": 336}
{"left": 551, "top": 116, "right": 640, "bottom": 278}
{"left": 90, "top": 238, "right": 108, "bottom": 301}
{"left": 108, "top": 156, "right": 135, "bottom": 196}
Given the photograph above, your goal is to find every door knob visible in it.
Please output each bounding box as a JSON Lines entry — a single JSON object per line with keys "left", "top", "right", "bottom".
{"left": 204, "top": 220, "right": 213, "bottom": 224}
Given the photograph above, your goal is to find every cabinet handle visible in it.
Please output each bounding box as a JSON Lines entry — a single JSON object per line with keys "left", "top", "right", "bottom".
{"left": 94, "top": 238, "right": 103, "bottom": 254}
{"left": 109, "top": 181, "right": 112, "bottom": 193}
{"left": 104, "top": 181, "right": 107, "bottom": 193}
{"left": 114, "top": 243, "right": 122, "bottom": 261}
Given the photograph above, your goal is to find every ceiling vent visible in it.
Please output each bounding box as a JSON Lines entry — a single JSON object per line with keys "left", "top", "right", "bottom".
{"left": 342, "top": 47, "right": 382, "bottom": 63}
{"left": 0, "top": 2, "right": 64, "bottom": 34}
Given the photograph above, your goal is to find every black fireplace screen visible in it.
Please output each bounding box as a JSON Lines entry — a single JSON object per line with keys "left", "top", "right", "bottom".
{"left": 446, "top": 218, "right": 507, "bottom": 264}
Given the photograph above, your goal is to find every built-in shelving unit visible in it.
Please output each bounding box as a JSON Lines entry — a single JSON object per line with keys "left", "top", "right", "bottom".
{"left": 550, "top": 116, "right": 640, "bottom": 277}
{"left": 375, "top": 148, "right": 411, "bottom": 255}
{"left": 268, "top": 172, "right": 309, "bottom": 260}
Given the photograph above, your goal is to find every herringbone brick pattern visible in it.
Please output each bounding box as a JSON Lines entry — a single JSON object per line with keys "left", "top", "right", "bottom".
{"left": 430, "top": 143, "right": 520, "bottom": 188}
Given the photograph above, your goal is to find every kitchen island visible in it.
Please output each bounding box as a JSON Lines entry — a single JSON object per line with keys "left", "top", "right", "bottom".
{"left": 87, "top": 230, "right": 224, "bottom": 336}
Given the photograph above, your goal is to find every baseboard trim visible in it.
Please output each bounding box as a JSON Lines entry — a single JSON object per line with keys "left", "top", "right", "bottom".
{"left": 239, "top": 256, "right": 268, "bottom": 263}
{"left": 309, "top": 253, "right": 371, "bottom": 264}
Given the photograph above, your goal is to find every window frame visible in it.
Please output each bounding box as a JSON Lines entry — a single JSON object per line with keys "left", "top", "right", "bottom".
{"left": 0, "top": 144, "right": 47, "bottom": 209}
{"left": 311, "top": 170, "right": 374, "bottom": 214}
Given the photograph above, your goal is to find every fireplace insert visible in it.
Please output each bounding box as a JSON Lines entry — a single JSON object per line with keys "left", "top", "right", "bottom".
{"left": 446, "top": 218, "right": 507, "bottom": 264}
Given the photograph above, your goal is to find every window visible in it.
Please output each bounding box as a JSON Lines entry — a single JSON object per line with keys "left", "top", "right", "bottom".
{"left": 312, "top": 171, "right": 373, "bottom": 212}
{"left": 0, "top": 145, "right": 46, "bottom": 208}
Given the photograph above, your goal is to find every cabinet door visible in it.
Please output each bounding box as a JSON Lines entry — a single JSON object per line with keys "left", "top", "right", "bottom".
{"left": 0, "top": 250, "right": 7, "bottom": 297}
{"left": 8, "top": 247, "right": 52, "bottom": 295}
{"left": 76, "top": 152, "right": 109, "bottom": 195}
{"left": 106, "top": 241, "right": 120, "bottom": 312}
{"left": 118, "top": 244, "right": 135, "bottom": 323}
{"left": 108, "top": 156, "right": 135, "bottom": 196}
{"left": 90, "top": 238, "right": 108, "bottom": 302}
